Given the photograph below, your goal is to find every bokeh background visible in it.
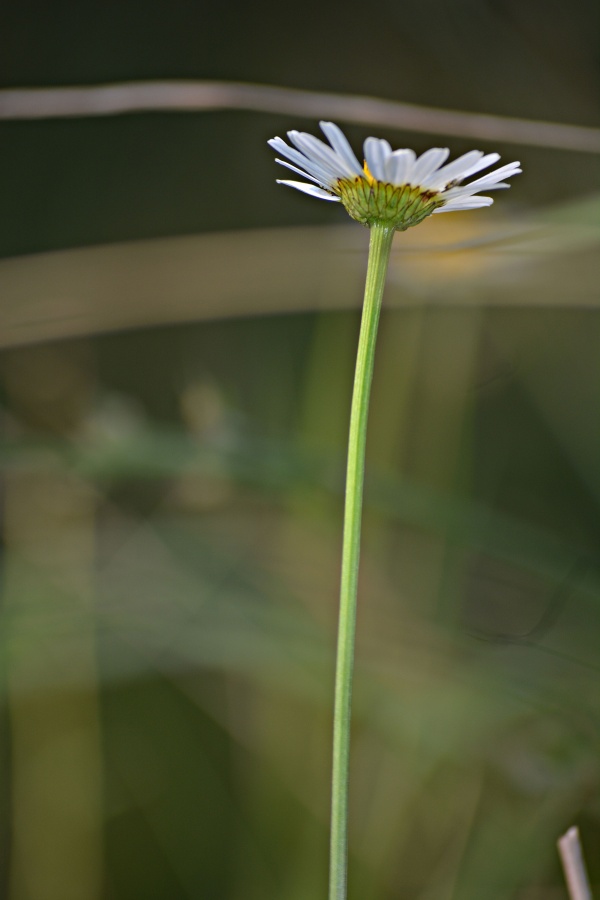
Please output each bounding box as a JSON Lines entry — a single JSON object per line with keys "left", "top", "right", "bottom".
{"left": 1, "top": 1, "right": 599, "bottom": 898}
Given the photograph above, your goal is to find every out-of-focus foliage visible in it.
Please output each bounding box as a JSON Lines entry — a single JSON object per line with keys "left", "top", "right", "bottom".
{"left": 0, "top": 0, "right": 599, "bottom": 898}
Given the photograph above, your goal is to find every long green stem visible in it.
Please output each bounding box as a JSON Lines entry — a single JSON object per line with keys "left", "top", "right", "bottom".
{"left": 329, "top": 222, "right": 395, "bottom": 900}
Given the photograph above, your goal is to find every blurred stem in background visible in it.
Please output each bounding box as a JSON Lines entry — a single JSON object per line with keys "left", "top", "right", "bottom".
{"left": 330, "top": 222, "right": 395, "bottom": 900}
{"left": 2, "top": 345, "right": 103, "bottom": 900}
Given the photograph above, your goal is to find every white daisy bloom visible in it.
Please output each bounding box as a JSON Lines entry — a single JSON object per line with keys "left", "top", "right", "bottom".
{"left": 268, "top": 121, "right": 521, "bottom": 231}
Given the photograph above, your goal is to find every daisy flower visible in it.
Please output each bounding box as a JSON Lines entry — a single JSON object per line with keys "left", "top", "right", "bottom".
{"left": 268, "top": 121, "right": 521, "bottom": 231}
{"left": 267, "top": 119, "right": 522, "bottom": 900}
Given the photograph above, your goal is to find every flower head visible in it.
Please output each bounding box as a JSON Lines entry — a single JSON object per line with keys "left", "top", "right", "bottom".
{"left": 269, "top": 122, "right": 521, "bottom": 231}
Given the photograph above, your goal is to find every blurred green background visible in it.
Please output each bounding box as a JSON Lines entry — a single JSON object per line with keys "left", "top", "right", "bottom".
{"left": 1, "top": 1, "right": 599, "bottom": 898}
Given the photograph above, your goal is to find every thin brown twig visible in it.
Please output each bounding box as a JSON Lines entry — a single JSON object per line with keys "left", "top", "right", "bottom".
{"left": 0, "top": 80, "right": 599, "bottom": 153}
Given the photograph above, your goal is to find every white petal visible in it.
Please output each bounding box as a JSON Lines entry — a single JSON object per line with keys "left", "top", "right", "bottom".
{"left": 411, "top": 147, "right": 450, "bottom": 185}
{"left": 276, "top": 180, "right": 340, "bottom": 201}
{"left": 364, "top": 137, "right": 392, "bottom": 181}
{"left": 319, "top": 121, "right": 364, "bottom": 176}
{"left": 442, "top": 184, "right": 502, "bottom": 202}
{"left": 289, "top": 131, "right": 355, "bottom": 180}
{"left": 442, "top": 161, "right": 521, "bottom": 199}
{"left": 457, "top": 152, "right": 502, "bottom": 180}
{"left": 435, "top": 195, "right": 494, "bottom": 213}
{"left": 268, "top": 137, "right": 336, "bottom": 187}
{"left": 385, "top": 149, "right": 416, "bottom": 185}
{"left": 426, "top": 150, "right": 485, "bottom": 189}
{"left": 274, "top": 158, "right": 329, "bottom": 187}
{"left": 465, "top": 162, "right": 522, "bottom": 189}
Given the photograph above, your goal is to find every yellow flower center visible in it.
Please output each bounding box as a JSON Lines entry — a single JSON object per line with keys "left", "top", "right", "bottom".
{"left": 362, "top": 160, "right": 376, "bottom": 185}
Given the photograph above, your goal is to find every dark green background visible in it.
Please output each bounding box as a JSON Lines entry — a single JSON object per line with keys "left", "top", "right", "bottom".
{"left": 1, "top": 2, "right": 599, "bottom": 898}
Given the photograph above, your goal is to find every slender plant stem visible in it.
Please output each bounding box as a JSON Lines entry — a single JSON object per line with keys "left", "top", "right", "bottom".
{"left": 329, "top": 221, "right": 395, "bottom": 900}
